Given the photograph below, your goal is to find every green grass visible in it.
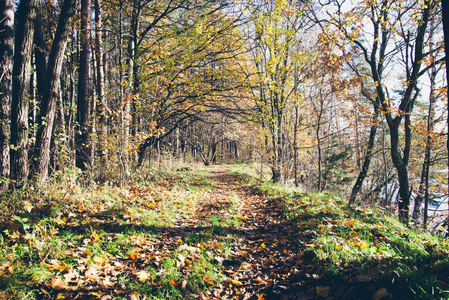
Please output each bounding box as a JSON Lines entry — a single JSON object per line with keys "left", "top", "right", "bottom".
{"left": 4, "top": 164, "right": 448, "bottom": 299}
{"left": 253, "top": 181, "right": 449, "bottom": 299}
{"left": 0, "top": 166, "right": 237, "bottom": 299}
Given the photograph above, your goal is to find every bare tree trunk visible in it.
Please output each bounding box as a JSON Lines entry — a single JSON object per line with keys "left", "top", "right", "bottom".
{"left": 316, "top": 115, "right": 322, "bottom": 192}
{"left": 76, "top": 0, "right": 91, "bottom": 172}
{"left": 33, "top": 0, "right": 76, "bottom": 183}
{"left": 442, "top": 0, "right": 449, "bottom": 234}
{"left": 349, "top": 110, "right": 379, "bottom": 205}
{"left": 90, "top": 43, "right": 96, "bottom": 168}
{"left": 11, "top": 0, "right": 39, "bottom": 187}
{"left": 29, "top": 8, "right": 46, "bottom": 148}
{"left": 118, "top": 0, "right": 126, "bottom": 185}
{"left": 413, "top": 56, "right": 438, "bottom": 224}
{"left": 129, "top": 0, "right": 141, "bottom": 141}
{"left": 94, "top": 0, "right": 107, "bottom": 180}
{"left": 33, "top": 6, "right": 46, "bottom": 100}
{"left": 293, "top": 104, "right": 299, "bottom": 187}
{"left": 68, "top": 36, "right": 77, "bottom": 165}
{"left": 0, "top": 0, "right": 14, "bottom": 189}
{"left": 355, "top": 108, "right": 361, "bottom": 169}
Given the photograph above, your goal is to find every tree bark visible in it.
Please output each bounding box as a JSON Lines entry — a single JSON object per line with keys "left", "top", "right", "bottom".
{"left": 293, "top": 104, "right": 299, "bottom": 187}
{"left": 34, "top": 6, "right": 46, "bottom": 100}
{"left": 76, "top": 0, "right": 91, "bottom": 171}
{"left": 11, "top": 0, "right": 39, "bottom": 187}
{"left": 442, "top": 0, "right": 449, "bottom": 234}
{"left": 129, "top": 0, "right": 141, "bottom": 139}
{"left": 0, "top": 0, "right": 14, "bottom": 189}
{"left": 349, "top": 110, "right": 379, "bottom": 205}
{"left": 412, "top": 50, "right": 438, "bottom": 224}
{"left": 33, "top": 0, "right": 76, "bottom": 183}
{"left": 94, "top": 0, "right": 107, "bottom": 179}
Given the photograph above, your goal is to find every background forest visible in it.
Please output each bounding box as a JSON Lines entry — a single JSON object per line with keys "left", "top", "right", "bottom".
{"left": 0, "top": 0, "right": 448, "bottom": 230}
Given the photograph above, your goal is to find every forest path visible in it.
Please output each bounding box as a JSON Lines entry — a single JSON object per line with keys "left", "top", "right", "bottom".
{"left": 1, "top": 165, "right": 404, "bottom": 300}
{"left": 197, "top": 167, "right": 321, "bottom": 299}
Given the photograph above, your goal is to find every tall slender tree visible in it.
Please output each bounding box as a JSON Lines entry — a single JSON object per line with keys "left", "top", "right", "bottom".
{"left": 76, "top": 0, "right": 91, "bottom": 171}
{"left": 324, "top": 0, "right": 442, "bottom": 223}
{"left": 94, "top": 0, "right": 107, "bottom": 179}
{"left": 442, "top": 0, "right": 449, "bottom": 233}
{"left": 33, "top": 0, "right": 77, "bottom": 183}
{"left": 0, "top": 0, "right": 14, "bottom": 189}
{"left": 11, "top": 0, "right": 40, "bottom": 187}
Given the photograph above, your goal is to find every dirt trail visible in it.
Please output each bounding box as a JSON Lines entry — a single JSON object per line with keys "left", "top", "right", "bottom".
{"left": 205, "top": 168, "right": 322, "bottom": 300}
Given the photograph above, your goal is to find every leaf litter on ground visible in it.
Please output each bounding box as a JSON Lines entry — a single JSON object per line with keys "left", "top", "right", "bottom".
{"left": 0, "top": 165, "right": 448, "bottom": 299}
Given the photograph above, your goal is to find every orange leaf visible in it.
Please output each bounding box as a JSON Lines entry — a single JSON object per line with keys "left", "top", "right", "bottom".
{"left": 51, "top": 278, "right": 68, "bottom": 290}
{"left": 169, "top": 279, "right": 178, "bottom": 287}
{"left": 203, "top": 276, "right": 214, "bottom": 286}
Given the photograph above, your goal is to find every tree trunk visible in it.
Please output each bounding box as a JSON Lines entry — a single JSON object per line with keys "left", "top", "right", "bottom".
{"left": 271, "top": 166, "right": 281, "bottom": 182}
{"left": 0, "top": 0, "right": 14, "bottom": 189}
{"left": 389, "top": 124, "right": 411, "bottom": 223}
{"left": 33, "top": 0, "right": 76, "bottom": 183}
{"left": 76, "top": 0, "right": 91, "bottom": 171}
{"left": 316, "top": 115, "right": 322, "bottom": 192}
{"left": 349, "top": 110, "right": 379, "bottom": 205}
{"left": 413, "top": 61, "right": 437, "bottom": 224}
{"left": 89, "top": 46, "right": 96, "bottom": 168}
{"left": 29, "top": 7, "right": 46, "bottom": 144}
{"left": 11, "top": 0, "right": 39, "bottom": 187}
{"left": 413, "top": 138, "right": 431, "bottom": 223}
{"left": 442, "top": 0, "right": 449, "bottom": 234}
{"left": 129, "top": 0, "right": 141, "bottom": 140}
{"left": 34, "top": 6, "right": 46, "bottom": 100}
{"left": 293, "top": 104, "right": 299, "bottom": 187}
{"left": 234, "top": 142, "right": 239, "bottom": 160}
{"left": 94, "top": 0, "right": 107, "bottom": 180}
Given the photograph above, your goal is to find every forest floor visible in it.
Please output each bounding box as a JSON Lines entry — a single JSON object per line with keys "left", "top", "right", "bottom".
{"left": 0, "top": 165, "right": 448, "bottom": 299}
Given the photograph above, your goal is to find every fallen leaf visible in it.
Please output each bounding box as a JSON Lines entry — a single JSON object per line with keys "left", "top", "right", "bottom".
{"left": 92, "top": 256, "right": 105, "bottom": 265}
{"left": 51, "top": 278, "right": 68, "bottom": 290}
{"left": 91, "top": 231, "right": 101, "bottom": 242}
{"left": 128, "top": 294, "right": 139, "bottom": 300}
{"left": 63, "top": 270, "right": 79, "bottom": 283}
{"left": 241, "top": 262, "right": 252, "bottom": 269}
{"left": 84, "top": 248, "right": 91, "bottom": 257}
{"left": 203, "top": 276, "right": 214, "bottom": 286}
{"left": 169, "top": 279, "right": 179, "bottom": 287}
{"left": 90, "top": 291, "right": 105, "bottom": 298}
{"left": 55, "top": 261, "right": 71, "bottom": 273}
{"left": 102, "top": 276, "right": 114, "bottom": 288}
{"left": 316, "top": 286, "right": 330, "bottom": 298}
{"left": 373, "top": 288, "right": 390, "bottom": 300}
{"left": 85, "top": 266, "right": 99, "bottom": 280}
{"left": 229, "top": 278, "right": 243, "bottom": 286}
{"left": 136, "top": 270, "right": 150, "bottom": 283}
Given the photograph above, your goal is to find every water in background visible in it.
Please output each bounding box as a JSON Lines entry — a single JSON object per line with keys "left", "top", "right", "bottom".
{"left": 378, "top": 183, "right": 448, "bottom": 236}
